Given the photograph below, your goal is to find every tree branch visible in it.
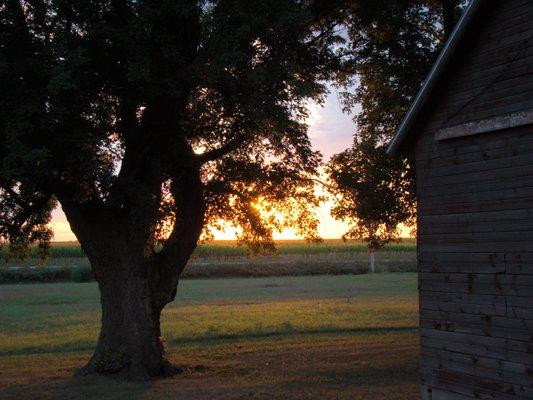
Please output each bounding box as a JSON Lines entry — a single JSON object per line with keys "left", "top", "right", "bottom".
{"left": 195, "top": 135, "right": 248, "bottom": 163}
{"left": 150, "top": 167, "right": 205, "bottom": 310}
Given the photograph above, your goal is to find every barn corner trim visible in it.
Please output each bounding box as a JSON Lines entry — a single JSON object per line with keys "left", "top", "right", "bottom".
{"left": 387, "top": 0, "right": 483, "bottom": 155}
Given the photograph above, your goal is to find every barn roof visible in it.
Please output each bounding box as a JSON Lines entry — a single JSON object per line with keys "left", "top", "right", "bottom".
{"left": 387, "top": 0, "right": 483, "bottom": 154}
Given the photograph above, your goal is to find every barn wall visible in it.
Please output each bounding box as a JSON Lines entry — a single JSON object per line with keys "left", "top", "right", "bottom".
{"left": 413, "top": 0, "right": 533, "bottom": 399}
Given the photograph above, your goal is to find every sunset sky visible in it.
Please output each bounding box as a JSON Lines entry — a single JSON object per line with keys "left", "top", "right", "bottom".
{"left": 50, "top": 89, "right": 357, "bottom": 241}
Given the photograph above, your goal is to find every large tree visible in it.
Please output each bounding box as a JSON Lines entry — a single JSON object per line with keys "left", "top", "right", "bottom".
{"left": 0, "top": 0, "right": 346, "bottom": 379}
{"left": 328, "top": 0, "right": 462, "bottom": 251}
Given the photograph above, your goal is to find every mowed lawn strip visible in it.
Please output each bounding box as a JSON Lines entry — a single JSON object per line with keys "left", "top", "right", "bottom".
{"left": 0, "top": 274, "right": 417, "bottom": 356}
{"left": 0, "top": 273, "right": 420, "bottom": 400}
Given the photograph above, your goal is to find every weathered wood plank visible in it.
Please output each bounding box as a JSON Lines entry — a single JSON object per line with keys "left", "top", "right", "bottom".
{"left": 417, "top": 152, "right": 533, "bottom": 181}
{"left": 418, "top": 263, "right": 533, "bottom": 275}
{"left": 422, "top": 297, "right": 533, "bottom": 320}
{"left": 426, "top": 387, "right": 475, "bottom": 400}
{"left": 420, "top": 141, "right": 533, "bottom": 172}
{"left": 418, "top": 218, "right": 533, "bottom": 236}
{"left": 442, "top": 80, "right": 533, "bottom": 123}
{"left": 422, "top": 350, "right": 532, "bottom": 387}
{"left": 435, "top": 110, "right": 533, "bottom": 141}
{"left": 419, "top": 291, "right": 507, "bottom": 307}
{"left": 418, "top": 230, "right": 533, "bottom": 244}
{"left": 418, "top": 254, "right": 533, "bottom": 275}
{"left": 418, "top": 252, "right": 533, "bottom": 264}
{"left": 421, "top": 309, "right": 533, "bottom": 330}
{"left": 418, "top": 202, "right": 533, "bottom": 217}
{"left": 450, "top": 36, "right": 533, "bottom": 82}
{"left": 419, "top": 209, "right": 533, "bottom": 225}
{"left": 420, "top": 328, "right": 532, "bottom": 360}
{"left": 417, "top": 164, "right": 533, "bottom": 190}
{"left": 441, "top": 72, "right": 533, "bottom": 109}
{"left": 421, "top": 299, "right": 508, "bottom": 317}
{"left": 419, "top": 280, "right": 533, "bottom": 297}
{"left": 421, "top": 370, "right": 533, "bottom": 400}
{"left": 420, "top": 318, "right": 532, "bottom": 342}
{"left": 419, "top": 272, "right": 533, "bottom": 286}
{"left": 416, "top": 125, "right": 533, "bottom": 158}
{"left": 418, "top": 242, "right": 533, "bottom": 253}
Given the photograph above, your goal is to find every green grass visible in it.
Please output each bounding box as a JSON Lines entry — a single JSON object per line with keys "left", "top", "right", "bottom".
{"left": 0, "top": 273, "right": 417, "bottom": 356}
{"left": 0, "top": 273, "right": 420, "bottom": 399}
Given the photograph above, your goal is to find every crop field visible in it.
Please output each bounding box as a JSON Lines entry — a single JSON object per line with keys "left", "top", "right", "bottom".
{"left": 0, "top": 273, "right": 420, "bottom": 400}
{"left": 0, "top": 239, "right": 417, "bottom": 281}
{"left": 2, "top": 238, "right": 416, "bottom": 259}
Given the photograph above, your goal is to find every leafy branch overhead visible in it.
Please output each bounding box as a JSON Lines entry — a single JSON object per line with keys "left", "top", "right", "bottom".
{"left": 328, "top": 0, "right": 463, "bottom": 250}
{"left": 0, "top": 0, "right": 347, "bottom": 258}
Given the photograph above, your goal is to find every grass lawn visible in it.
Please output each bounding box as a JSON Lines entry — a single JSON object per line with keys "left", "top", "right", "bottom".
{"left": 0, "top": 273, "right": 420, "bottom": 400}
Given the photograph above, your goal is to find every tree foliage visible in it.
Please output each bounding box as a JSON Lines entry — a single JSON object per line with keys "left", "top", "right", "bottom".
{"left": 328, "top": 0, "right": 463, "bottom": 250}
{"left": 0, "top": 0, "right": 346, "bottom": 257}
{"left": 342, "top": 0, "right": 444, "bottom": 142}
{"left": 327, "top": 140, "right": 415, "bottom": 250}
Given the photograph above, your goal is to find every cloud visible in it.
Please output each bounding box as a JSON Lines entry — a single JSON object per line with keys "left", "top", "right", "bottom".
{"left": 307, "top": 89, "right": 357, "bottom": 160}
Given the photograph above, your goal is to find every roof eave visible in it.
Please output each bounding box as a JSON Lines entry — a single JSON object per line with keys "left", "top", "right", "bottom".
{"left": 387, "top": 0, "right": 483, "bottom": 155}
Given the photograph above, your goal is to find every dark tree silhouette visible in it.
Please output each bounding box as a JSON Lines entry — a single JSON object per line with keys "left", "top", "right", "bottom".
{"left": 327, "top": 140, "right": 415, "bottom": 271}
{"left": 328, "top": 0, "right": 463, "bottom": 255}
{"left": 0, "top": 0, "right": 346, "bottom": 379}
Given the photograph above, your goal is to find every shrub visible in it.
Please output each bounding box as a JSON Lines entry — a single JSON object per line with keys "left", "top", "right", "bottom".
{"left": 70, "top": 265, "right": 93, "bottom": 282}
{"left": 0, "top": 266, "right": 71, "bottom": 283}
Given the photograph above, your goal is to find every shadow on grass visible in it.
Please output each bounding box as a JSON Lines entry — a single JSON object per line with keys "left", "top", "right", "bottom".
{"left": 48, "top": 375, "right": 153, "bottom": 400}
{"left": 0, "top": 326, "right": 420, "bottom": 400}
{"left": 1, "top": 353, "right": 419, "bottom": 400}
{"left": 169, "top": 325, "right": 418, "bottom": 346}
{"left": 1, "top": 325, "right": 417, "bottom": 357}
{"left": 0, "top": 377, "right": 152, "bottom": 400}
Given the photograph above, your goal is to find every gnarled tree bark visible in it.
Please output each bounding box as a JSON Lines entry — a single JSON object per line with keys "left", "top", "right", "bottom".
{"left": 80, "top": 264, "right": 170, "bottom": 381}
{"left": 60, "top": 163, "right": 204, "bottom": 381}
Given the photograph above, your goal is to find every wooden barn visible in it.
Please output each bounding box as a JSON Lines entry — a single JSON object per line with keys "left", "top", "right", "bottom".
{"left": 388, "top": 0, "right": 533, "bottom": 399}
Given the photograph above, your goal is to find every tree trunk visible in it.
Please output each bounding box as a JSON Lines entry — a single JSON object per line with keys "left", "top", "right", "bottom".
{"left": 77, "top": 262, "right": 176, "bottom": 381}
{"left": 60, "top": 164, "right": 205, "bottom": 381}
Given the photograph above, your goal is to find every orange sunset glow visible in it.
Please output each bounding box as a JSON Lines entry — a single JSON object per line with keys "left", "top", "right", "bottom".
{"left": 49, "top": 198, "right": 354, "bottom": 242}
{"left": 48, "top": 91, "right": 413, "bottom": 242}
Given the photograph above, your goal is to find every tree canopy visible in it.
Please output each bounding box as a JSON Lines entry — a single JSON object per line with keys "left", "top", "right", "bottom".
{"left": 1, "top": 0, "right": 347, "bottom": 258}
{"left": 328, "top": 0, "right": 462, "bottom": 250}
{"left": 327, "top": 139, "right": 415, "bottom": 251}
